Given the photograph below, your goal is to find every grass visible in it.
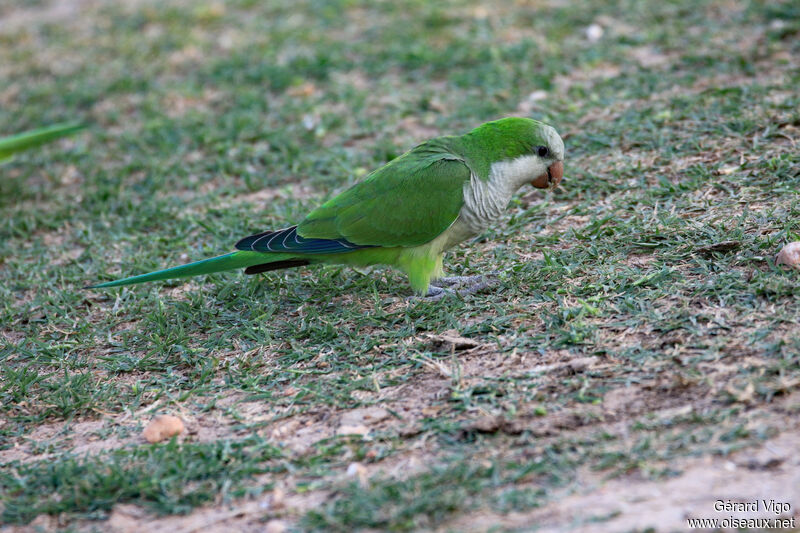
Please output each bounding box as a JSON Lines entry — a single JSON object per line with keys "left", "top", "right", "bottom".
{"left": 0, "top": 437, "right": 284, "bottom": 523}
{"left": 1, "top": 0, "right": 799, "bottom": 530}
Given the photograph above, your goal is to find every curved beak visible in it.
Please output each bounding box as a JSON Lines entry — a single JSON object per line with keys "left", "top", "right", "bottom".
{"left": 531, "top": 160, "right": 564, "bottom": 189}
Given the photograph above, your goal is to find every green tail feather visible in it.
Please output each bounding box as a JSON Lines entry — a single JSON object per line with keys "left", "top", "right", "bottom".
{"left": 87, "top": 251, "right": 277, "bottom": 289}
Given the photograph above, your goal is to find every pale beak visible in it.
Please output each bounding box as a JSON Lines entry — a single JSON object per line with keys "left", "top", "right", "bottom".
{"left": 531, "top": 160, "right": 564, "bottom": 189}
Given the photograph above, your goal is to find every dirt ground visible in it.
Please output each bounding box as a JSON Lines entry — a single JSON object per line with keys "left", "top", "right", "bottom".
{"left": 3, "top": 345, "right": 799, "bottom": 532}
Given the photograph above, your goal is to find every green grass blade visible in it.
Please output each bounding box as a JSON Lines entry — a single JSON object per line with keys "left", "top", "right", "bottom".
{"left": 0, "top": 122, "right": 86, "bottom": 159}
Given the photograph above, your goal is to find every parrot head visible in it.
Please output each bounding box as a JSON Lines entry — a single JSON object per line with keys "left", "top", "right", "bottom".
{"left": 507, "top": 117, "right": 564, "bottom": 190}
{"left": 466, "top": 117, "right": 565, "bottom": 191}
{"left": 529, "top": 140, "right": 564, "bottom": 190}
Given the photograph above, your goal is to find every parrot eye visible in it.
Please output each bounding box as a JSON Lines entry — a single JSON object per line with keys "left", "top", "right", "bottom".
{"left": 536, "top": 146, "right": 549, "bottom": 158}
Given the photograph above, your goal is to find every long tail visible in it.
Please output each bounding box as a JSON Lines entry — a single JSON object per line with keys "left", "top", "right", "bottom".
{"left": 87, "top": 250, "right": 297, "bottom": 289}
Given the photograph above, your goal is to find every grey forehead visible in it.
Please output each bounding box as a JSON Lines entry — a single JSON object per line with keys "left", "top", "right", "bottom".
{"left": 542, "top": 125, "right": 565, "bottom": 160}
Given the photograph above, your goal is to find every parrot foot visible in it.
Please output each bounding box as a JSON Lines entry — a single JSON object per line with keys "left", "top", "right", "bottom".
{"left": 422, "top": 273, "right": 499, "bottom": 301}
{"left": 432, "top": 273, "right": 497, "bottom": 288}
{"left": 422, "top": 285, "right": 453, "bottom": 300}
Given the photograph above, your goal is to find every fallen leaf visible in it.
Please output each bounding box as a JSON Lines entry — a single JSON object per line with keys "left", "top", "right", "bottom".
{"left": 425, "top": 329, "right": 481, "bottom": 350}
{"left": 142, "top": 415, "right": 184, "bottom": 443}
{"left": 776, "top": 242, "right": 800, "bottom": 269}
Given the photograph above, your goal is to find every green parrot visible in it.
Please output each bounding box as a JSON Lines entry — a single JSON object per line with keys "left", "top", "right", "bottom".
{"left": 89, "top": 117, "right": 564, "bottom": 297}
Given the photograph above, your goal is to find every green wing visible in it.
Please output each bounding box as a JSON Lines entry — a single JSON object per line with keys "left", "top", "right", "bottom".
{"left": 299, "top": 139, "right": 470, "bottom": 247}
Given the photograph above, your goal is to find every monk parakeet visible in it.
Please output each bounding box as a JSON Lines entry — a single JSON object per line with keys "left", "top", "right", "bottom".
{"left": 89, "top": 117, "right": 564, "bottom": 297}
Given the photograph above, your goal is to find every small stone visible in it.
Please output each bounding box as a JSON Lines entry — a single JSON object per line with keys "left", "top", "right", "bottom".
{"left": 142, "top": 415, "right": 184, "bottom": 443}
{"left": 527, "top": 90, "right": 548, "bottom": 102}
{"left": 585, "top": 23, "right": 604, "bottom": 42}
{"left": 776, "top": 242, "right": 800, "bottom": 269}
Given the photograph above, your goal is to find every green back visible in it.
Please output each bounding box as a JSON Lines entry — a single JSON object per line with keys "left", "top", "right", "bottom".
{"left": 298, "top": 138, "right": 470, "bottom": 247}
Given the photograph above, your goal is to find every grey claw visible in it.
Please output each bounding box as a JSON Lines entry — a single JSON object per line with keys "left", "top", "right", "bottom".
{"left": 413, "top": 273, "right": 499, "bottom": 301}
{"left": 431, "top": 273, "right": 498, "bottom": 289}
{"left": 424, "top": 285, "right": 452, "bottom": 301}
{"left": 405, "top": 285, "right": 452, "bottom": 302}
